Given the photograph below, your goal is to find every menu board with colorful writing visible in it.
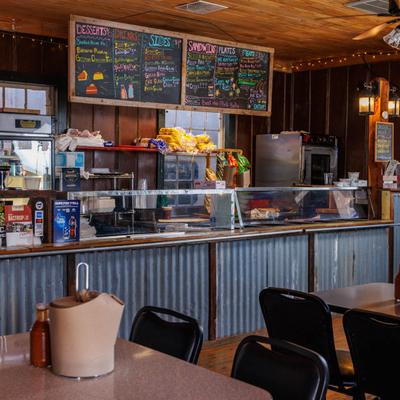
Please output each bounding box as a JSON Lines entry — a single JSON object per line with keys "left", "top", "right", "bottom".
{"left": 185, "top": 40, "right": 270, "bottom": 112}
{"left": 375, "top": 122, "right": 394, "bottom": 162}
{"left": 69, "top": 16, "right": 274, "bottom": 115}
{"left": 73, "top": 21, "right": 182, "bottom": 105}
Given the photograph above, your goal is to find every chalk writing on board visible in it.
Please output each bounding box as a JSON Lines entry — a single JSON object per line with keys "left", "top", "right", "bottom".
{"left": 74, "top": 22, "right": 182, "bottom": 105}
{"left": 375, "top": 122, "right": 393, "bottom": 162}
{"left": 75, "top": 23, "right": 114, "bottom": 98}
{"left": 185, "top": 40, "right": 269, "bottom": 111}
{"left": 141, "top": 33, "right": 182, "bottom": 103}
{"left": 113, "top": 29, "right": 141, "bottom": 100}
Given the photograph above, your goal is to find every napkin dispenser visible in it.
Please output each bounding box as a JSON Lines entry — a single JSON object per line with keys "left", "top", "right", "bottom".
{"left": 49, "top": 262, "right": 124, "bottom": 378}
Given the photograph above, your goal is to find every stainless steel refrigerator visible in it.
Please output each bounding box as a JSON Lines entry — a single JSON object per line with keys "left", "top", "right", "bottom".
{"left": 255, "top": 133, "right": 338, "bottom": 187}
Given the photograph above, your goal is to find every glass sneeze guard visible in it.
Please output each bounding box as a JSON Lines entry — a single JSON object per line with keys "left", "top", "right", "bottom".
{"left": 68, "top": 189, "right": 236, "bottom": 239}
{"left": 235, "top": 187, "right": 369, "bottom": 227}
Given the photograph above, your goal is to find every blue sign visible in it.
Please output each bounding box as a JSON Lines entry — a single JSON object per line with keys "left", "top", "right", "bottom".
{"left": 53, "top": 200, "right": 80, "bottom": 243}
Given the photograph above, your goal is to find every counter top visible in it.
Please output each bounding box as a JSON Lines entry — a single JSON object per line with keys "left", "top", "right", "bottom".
{"left": 0, "top": 219, "right": 393, "bottom": 259}
{"left": 0, "top": 333, "right": 271, "bottom": 400}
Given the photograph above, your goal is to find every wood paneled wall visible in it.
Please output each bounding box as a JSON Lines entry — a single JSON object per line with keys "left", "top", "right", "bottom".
{"left": 234, "top": 71, "right": 294, "bottom": 180}
{"left": 265, "top": 62, "right": 400, "bottom": 180}
{"left": 5, "top": 30, "right": 399, "bottom": 184}
{"left": 69, "top": 103, "right": 158, "bottom": 190}
{"left": 0, "top": 31, "right": 159, "bottom": 189}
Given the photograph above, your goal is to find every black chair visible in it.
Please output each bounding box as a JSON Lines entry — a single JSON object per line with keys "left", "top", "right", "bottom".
{"left": 129, "top": 306, "right": 203, "bottom": 364}
{"left": 259, "top": 287, "right": 356, "bottom": 396}
{"left": 231, "top": 335, "right": 329, "bottom": 400}
{"left": 344, "top": 308, "right": 400, "bottom": 400}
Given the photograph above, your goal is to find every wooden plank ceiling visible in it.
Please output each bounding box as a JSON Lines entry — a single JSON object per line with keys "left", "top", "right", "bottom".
{"left": 0, "top": 0, "right": 397, "bottom": 66}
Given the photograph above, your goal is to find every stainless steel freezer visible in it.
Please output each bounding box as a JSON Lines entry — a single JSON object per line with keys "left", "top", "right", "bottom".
{"left": 255, "top": 133, "right": 338, "bottom": 186}
{"left": 255, "top": 133, "right": 302, "bottom": 186}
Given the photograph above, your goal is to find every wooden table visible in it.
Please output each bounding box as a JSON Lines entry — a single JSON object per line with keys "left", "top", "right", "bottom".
{"left": 315, "top": 283, "right": 400, "bottom": 316}
{"left": 0, "top": 333, "right": 272, "bottom": 400}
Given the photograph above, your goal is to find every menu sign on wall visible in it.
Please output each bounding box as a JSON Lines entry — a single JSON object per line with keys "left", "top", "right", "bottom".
{"left": 75, "top": 23, "right": 114, "bottom": 98}
{"left": 185, "top": 40, "right": 270, "bottom": 112}
{"left": 73, "top": 21, "right": 182, "bottom": 105}
{"left": 69, "top": 16, "right": 274, "bottom": 115}
{"left": 375, "top": 122, "right": 394, "bottom": 162}
{"left": 141, "top": 33, "right": 182, "bottom": 103}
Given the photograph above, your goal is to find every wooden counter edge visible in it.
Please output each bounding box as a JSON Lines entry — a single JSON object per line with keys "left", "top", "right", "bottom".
{"left": 0, "top": 219, "right": 393, "bottom": 258}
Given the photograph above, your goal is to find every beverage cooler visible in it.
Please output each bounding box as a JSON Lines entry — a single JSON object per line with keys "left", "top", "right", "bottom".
{"left": 0, "top": 113, "right": 55, "bottom": 190}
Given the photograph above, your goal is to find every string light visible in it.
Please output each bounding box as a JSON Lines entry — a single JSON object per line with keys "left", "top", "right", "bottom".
{"left": 0, "top": 29, "right": 67, "bottom": 48}
{"left": 292, "top": 49, "right": 400, "bottom": 71}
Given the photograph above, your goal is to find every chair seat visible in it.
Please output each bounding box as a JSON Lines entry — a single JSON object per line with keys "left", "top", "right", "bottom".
{"left": 336, "top": 349, "right": 354, "bottom": 383}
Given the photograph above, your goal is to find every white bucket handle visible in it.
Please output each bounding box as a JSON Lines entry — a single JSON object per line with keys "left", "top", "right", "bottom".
{"left": 75, "top": 262, "right": 89, "bottom": 294}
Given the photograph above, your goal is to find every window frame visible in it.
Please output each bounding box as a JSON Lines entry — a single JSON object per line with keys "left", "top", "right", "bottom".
{"left": 0, "top": 81, "right": 55, "bottom": 116}
{"left": 164, "top": 109, "right": 224, "bottom": 148}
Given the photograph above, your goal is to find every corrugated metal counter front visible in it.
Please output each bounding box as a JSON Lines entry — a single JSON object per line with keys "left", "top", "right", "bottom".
{"left": 0, "top": 221, "right": 394, "bottom": 339}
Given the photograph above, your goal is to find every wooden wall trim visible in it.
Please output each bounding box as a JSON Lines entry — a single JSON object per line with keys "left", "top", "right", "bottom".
{"left": 290, "top": 71, "right": 295, "bottom": 130}
{"left": 282, "top": 72, "right": 287, "bottom": 131}
{"left": 325, "top": 68, "right": 331, "bottom": 135}
{"left": 344, "top": 66, "right": 350, "bottom": 174}
{"left": 308, "top": 70, "right": 312, "bottom": 132}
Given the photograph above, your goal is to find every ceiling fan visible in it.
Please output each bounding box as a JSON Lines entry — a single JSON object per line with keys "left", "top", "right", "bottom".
{"left": 352, "top": 0, "right": 400, "bottom": 40}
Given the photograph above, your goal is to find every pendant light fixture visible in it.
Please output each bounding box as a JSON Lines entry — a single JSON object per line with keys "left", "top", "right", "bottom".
{"left": 388, "top": 85, "right": 400, "bottom": 118}
{"left": 357, "top": 81, "right": 379, "bottom": 116}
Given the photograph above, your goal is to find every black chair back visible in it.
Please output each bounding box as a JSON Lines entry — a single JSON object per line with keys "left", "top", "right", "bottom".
{"left": 344, "top": 308, "right": 400, "bottom": 399}
{"left": 259, "top": 287, "right": 343, "bottom": 386}
{"left": 130, "top": 306, "right": 203, "bottom": 364}
{"left": 231, "top": 335, "right": 329, "bottom": 400}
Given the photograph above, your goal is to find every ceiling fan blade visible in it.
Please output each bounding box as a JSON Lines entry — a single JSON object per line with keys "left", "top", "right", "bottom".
{"left": 353, "top": 20, "right": 399, "bottom": 40}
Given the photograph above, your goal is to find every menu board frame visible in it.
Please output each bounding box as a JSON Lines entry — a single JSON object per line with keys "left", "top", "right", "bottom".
{"left": 69, "top": 15, "right": 274, "bottom": 116}
{"left": 375, "top": 121, "right": 394, "bottom": 162}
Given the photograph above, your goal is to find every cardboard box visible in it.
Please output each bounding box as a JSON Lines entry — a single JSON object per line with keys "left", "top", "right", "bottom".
{"left": 5, "top": 205, "right": 33, "bottom": 247}
{"left": 237, "top": 170, "right": 251, "bottom": 188}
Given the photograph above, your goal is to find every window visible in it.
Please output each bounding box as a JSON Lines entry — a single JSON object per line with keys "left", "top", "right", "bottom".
{"left": 0, "top": 82, "right": 55, "bottom": 115}
{"left": 165, "top": 110, "right": 223, "bottom": 147}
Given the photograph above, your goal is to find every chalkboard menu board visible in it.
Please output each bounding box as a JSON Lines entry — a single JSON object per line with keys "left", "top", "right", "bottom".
{"left": 375, "top": 122, "right": 394, "bottom": 162}
{"left": 73, "top": 21, "right": 182, "bottom": 105}
{"left": 69, "top": 16, "right": 274, "bottom": 115}
{"left": 185, "top": 40, "right": 270, "bottom": 112}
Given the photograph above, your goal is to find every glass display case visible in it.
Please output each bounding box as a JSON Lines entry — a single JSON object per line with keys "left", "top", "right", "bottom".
{"left": 160, "top": 153, "right": 217, "bottom": 206}
{"left": 0, "top": 136, "right": 54, "bottom": 190}
{"left": 235, "top": 187, "right": 370, "bottom": 227}
{"left": 0, "top": 113, "right": 55, "bottom": 190}
{"left": 68, "top": 189, "right": 235, "bottom": 239}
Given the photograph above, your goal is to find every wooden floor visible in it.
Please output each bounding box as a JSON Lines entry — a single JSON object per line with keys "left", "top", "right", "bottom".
{"left": 198, "top": 316, "right": 373, "bottom": 399}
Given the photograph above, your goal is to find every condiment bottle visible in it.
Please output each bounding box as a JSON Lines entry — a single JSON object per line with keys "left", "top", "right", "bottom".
{"left": 395, "top": 270, "right": 400, "bottom": 302}
{"left": 30, "top": 303, "right": 51, "bottom": 367}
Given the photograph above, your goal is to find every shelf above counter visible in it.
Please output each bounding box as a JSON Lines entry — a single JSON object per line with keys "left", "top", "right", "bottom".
{"left": 75, "top": 145, "right": 159, "bottom": 153}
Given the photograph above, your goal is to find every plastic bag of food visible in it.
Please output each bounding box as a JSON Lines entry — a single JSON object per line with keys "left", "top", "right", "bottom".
{"left": 227, "top": 153, "right": 238, "bottom": 167}
{"left": 235, "top": 153, "right": 251, "bottom": 174}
